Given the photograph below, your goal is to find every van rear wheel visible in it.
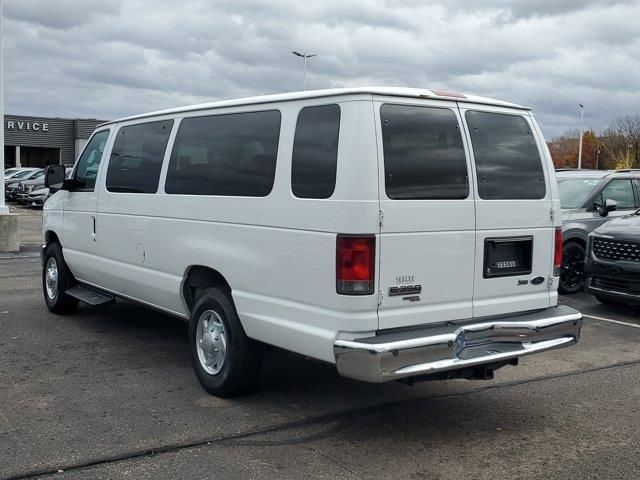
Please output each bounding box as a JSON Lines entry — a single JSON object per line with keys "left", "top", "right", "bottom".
{"left": 188, "top": 287, "right": 263, "bottom": 397}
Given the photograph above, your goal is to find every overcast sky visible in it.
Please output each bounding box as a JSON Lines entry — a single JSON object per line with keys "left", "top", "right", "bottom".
{"left": 4, "top": 0, "right": 640, "bottom": 138}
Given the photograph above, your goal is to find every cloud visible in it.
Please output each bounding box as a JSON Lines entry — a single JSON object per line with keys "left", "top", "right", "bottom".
{"left": 4, "top": 0, "right": 640, "bottom": 138}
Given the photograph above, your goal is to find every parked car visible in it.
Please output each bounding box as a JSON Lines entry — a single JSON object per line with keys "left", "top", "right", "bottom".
{"left": 42, "top": 87, "right": 583, "bottom": 397}
{"left": 585, "top": 211, "right": 640, "bottom": 305}
{"left": 19, "top": 172, "right": 73, "bottom": 208}
{"left": 4, "top": 167, "right": 27, "bottom": 180}
{"left": 3, "top": 167, "right": 39, "bottom": 181}
{"left": 19, "top": 171, "right": 72, "bottom": 207}
{"left": 23, "top": 186, "right": 51, "bottom": 207}
{"left": 5, "top": 168, "right": 45, "bottom": 199}
{"left": 6, "top": 170, "right": 45, "bottom": 201}
{"left": 556, "top": 169, "right": 640, "bottom": 294}
{"left": 16, "top": 177, "right": 47, "bottom": 203}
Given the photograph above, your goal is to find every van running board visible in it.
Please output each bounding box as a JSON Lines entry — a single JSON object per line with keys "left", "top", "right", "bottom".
{"left": 66, "top": 284, "right": 115, "bottom": 306}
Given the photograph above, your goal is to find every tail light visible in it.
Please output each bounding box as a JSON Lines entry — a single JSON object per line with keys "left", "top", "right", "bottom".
{"left": 554, "top": 227, "right": 563, "bottom": 276}
{"left": 336, "top": 235, "right": 375, "bottom": 295}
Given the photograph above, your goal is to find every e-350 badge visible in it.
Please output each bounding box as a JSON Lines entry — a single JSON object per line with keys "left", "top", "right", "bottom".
{"left": 389, "top": 285, "right": 422, "bottom": 296}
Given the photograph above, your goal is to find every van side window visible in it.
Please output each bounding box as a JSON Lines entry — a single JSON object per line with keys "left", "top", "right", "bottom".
{"left": 380, "top": 104, "right": 469, "bottom": 200}
{"left": 106, "top": 120, "right": 173, "bottom": 194}
{"left": 165, "top": 111, "right": 281, "bottom": 196}
{"left": 73, "top": 130, "right": 110, "bottom": 191}
{"left": 465, "top": 111, "right": 545, "bottom": 200}
{"left": 292, "top": 104, "right": 340, "bottom": 198}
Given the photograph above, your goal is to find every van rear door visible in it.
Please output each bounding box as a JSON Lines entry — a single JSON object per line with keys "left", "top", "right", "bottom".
{"left": 458, "top": 104, "right": 555, "bottom": 318}
{"left": 375, "top": 99, "right": 476, "bottom": 330}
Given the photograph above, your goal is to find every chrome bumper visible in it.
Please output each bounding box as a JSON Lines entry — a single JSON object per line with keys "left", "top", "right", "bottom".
{"left": 334, "top": 306, "right": 582, "bottom": 383}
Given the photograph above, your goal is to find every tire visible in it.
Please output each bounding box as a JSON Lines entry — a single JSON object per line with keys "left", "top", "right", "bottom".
{"left": 189, "top": 287, "right": 263, "bottom": 397}
{"left": 559, "top": 242, "right": 586, "bottom": 294}
{"left": 42, "top": 242, "right": 79, "bottom": 314}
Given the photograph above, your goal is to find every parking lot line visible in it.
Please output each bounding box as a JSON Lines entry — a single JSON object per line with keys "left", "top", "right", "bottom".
{"left": 583, "top": 314, "right": 640, "bottom": 329}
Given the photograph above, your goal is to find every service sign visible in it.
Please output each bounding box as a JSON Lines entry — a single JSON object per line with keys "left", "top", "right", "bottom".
{"left": 6, "top": 120, "right": 49, "bottom": 133}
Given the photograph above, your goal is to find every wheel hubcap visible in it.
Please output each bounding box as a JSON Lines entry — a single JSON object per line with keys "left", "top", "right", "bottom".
{"left": 45, "top": 257, "right": 58, "bottom": 300}
{"left": 196, "top": 310, "right": 228, "bottom": 375}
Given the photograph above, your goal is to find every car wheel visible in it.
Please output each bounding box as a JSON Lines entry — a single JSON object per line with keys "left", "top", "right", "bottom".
{"left": 43, "top": 243, "right": 79, "bottom": 314}
{"left": 189, "top": 287, "right": 263, "bottom": 397}
{"left": 559, "top": 242, "right": 586, "bottom": 294}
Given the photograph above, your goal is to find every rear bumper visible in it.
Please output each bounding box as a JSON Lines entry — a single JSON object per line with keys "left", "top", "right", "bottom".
{"left": 334, "top": 306, "right": 582, "bottom": 383}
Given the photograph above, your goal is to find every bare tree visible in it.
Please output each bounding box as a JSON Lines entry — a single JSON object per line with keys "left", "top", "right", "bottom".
{"left": 601, "top": 114, "right": 640, "bottom": 169}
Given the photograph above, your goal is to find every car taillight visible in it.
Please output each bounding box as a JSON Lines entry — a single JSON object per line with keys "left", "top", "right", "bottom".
{"left": 554, "top": 227, "right": 563, "bottom": 276}
{"left": 336, "top": 235, "right": 375, "bottom": 295}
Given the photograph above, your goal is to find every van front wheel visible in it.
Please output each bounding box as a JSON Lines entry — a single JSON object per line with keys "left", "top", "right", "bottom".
{"left": 42, "top": 242, "right": 79, "bottom": 314}
{"left": 189, "top": 287, "right": 263, "bottom": 397}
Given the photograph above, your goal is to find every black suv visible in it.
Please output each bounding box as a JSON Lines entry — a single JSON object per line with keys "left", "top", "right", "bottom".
{"left": 585, "top": 212, "right": 640, "bottom": 305}
{"left": 557, "top": 169, "right": 640, "bottom": 294}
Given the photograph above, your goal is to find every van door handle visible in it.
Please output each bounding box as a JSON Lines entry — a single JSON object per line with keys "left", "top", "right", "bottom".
{"left": 91, "top": 216, "right": 96, "bottom": 242}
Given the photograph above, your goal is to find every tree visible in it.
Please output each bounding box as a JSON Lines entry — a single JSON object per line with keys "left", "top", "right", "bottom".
{"left": 548, "top": 114, "right": 640, "bottom": 170}
{"left": 601, "top": 114, "right": 640, "bottom": 169}
{"left": 548, "top": 130, "right": 598, "bottom": 169}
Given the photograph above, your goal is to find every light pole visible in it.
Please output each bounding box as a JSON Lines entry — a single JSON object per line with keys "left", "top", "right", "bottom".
{"left": 0, "top": 0, "right": 7, "bottom": 215}
{"left": 577, "top": 104, "right": 584, "bottom": 169}
{"left": 291, "top": 51, "right": 317, "bottom": 90}
{"left": 0, "top": 0, "right": 17, "bottom": 252}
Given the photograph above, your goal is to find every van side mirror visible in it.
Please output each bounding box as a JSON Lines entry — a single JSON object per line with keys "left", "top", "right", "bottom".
{"left": 598, "top": 198, "right": 618, "bottom": 217}
{"left": 44, "top": 164, "right": 67, "bottom": 192}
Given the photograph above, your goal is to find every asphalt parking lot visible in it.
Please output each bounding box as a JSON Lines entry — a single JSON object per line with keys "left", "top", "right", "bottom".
{"left": 1, "top": 208, "right": 640, "bottom": 479}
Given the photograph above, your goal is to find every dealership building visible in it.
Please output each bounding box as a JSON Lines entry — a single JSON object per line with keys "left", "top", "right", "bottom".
{"left": 4, "top": 114, "right": 108, "bottom": 168}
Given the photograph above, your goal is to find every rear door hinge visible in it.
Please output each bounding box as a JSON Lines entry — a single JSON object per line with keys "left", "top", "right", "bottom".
{"left": 377, "top": 290, "right": 384, "bottom": 307}
{"left": 378, "top": 210, "right": 384, "bottom": 227}
{"left": 550, "top": 208, "right": 556, "bottom": 221}
{"left": 548, "top": 276, "right": 554, "bottom": 289}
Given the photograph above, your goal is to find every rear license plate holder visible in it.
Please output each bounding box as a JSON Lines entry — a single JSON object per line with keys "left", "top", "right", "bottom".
{"left": 483, "top": 236, "right": 533, "bottom": 278}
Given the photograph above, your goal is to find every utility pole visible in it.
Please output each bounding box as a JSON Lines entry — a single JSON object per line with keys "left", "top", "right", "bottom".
{"left": 291, "top": 51, "right": 317, "bottom": 90}
{"left": 577, "top": 104, "right": 584, "bottom": 169}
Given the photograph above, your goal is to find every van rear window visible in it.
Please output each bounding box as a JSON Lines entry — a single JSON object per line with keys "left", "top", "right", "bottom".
{"left": 465, "top": 111, "right": 545, "bottom": 200}
{"left": 291, "top": 104, "right": 340, "bottom": 199}
{"left": 380, "top": 104, "right": 469, "bottom": 200}
{"left": 165, "top": 110, "right": 281, "bottom": 197}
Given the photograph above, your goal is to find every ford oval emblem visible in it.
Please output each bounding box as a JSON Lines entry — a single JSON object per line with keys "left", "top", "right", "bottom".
{"left": 530, "top": 276, "right": 545, "bottom": 285}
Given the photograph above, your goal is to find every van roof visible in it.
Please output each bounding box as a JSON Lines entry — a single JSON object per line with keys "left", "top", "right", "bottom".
{"left": 101, "top": 87, "right": 531, "bottom": 126}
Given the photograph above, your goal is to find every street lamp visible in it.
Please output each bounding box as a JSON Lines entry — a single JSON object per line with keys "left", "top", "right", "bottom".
{"left": 0, "top": 0, "right": 8, "bottom": 215}
{"left": 577, "top": 104, "right": 584, "bottom": 169}
{"left": 291, "top": 51, "right": 317, "bottom": 91}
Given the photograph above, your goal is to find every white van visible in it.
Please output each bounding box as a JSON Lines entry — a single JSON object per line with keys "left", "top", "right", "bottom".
{"left": 42, "top": 87, "right": 582, "bottom": 396}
